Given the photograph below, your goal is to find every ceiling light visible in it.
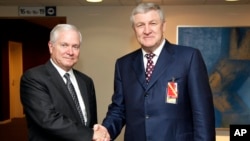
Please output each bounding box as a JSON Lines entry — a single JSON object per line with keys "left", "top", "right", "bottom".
{"left": 86, "top": 0, "right": 103, "bottom": 2}
{"left": 225, "top": 0, "right": 239, "bottom": 1}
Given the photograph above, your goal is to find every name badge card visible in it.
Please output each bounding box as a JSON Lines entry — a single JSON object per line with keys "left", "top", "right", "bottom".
{"left": 166, "top": 79, "right": 178, "bottom": 104}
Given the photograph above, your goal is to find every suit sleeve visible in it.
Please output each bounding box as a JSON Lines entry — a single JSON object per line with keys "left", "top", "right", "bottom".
{"left": 102, "top": 61, "right": 126, "bottom": 140}
{"left": 20, "top": 70, "right": 93, "bottom": 141}
{"left": 188, "top": 49, "right": 216, "bottom": 141}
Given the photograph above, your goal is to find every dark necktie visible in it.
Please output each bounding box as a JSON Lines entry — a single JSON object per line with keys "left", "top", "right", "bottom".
{"left": 145, "top": 53, "right": 155, "bottom": 83}
{"left": 64, "top": 73, "right": 85, "bottom": 125}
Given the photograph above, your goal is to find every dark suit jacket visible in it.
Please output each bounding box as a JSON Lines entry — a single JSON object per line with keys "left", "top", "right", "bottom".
{"left": 102, "top": 40, "right": 215, "bottom": 141}
{"left": 20, "top": 60, "right": 97, "bottom": 141}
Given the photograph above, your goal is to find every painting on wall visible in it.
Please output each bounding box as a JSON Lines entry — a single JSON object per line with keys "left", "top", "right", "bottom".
{"left": 177, "top": 26, "right": 250, "bottom": 129}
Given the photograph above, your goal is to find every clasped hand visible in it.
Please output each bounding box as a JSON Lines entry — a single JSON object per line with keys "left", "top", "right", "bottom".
{"left": 92, "top": 124, "right": 111, "bottom": 141}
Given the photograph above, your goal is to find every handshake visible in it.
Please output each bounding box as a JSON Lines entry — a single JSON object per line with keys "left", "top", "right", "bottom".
{"left": 92, "top": 124, "right": 111, "bottom": 141}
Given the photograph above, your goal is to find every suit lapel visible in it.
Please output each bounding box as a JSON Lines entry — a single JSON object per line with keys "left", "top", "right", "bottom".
{"left": 146, "top": 41, "right": 175, "bottom": 90}
{"left": 45, "top": 61, "right": 70, "bottom": 99}
{"left": 45, "top": 61, "right": 83, "bottom": 122}
{"left": 132, "top": 51, "right": 148, "bottom": 90}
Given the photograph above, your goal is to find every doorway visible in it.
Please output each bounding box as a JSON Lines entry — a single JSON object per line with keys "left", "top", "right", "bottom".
{"left": 0, "top": 17, "right": 66, "bottom": 122}
{"left": 9, "top": 41, "right": 23, "bottom": 118}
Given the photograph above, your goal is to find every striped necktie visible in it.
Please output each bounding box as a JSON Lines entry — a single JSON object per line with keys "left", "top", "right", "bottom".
{"left": 64, "top": 73, "right": 85, "bottom": 125}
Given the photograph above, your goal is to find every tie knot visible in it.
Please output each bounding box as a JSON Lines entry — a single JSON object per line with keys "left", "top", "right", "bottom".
{"left": 64, "top": 73, "right": 70, "bottom": 80}
{"left": 145, "top": 53, "right": 155, "bottom": 60}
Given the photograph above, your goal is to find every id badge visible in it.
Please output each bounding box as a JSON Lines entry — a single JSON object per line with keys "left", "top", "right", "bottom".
{"left": 166, "top": 78, "right": 178, "bottom": 104}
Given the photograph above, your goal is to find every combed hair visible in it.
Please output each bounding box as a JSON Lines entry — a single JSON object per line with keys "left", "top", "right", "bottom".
{"left": 130, "top": 2, "right": 165, "bottom": 26}
{"left": 50, "top": 24, "right": 82, "bottom": 44}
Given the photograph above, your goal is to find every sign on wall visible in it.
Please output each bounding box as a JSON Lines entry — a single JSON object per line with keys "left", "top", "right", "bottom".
{"left": 18, "top": 6, "right": 56, "bottom": 16}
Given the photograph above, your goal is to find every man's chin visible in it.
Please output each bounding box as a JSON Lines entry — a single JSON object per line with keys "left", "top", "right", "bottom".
{"left": 64, "top": 62, "right": 75, "bottom": 68}
{"left": 141, "top": 41, "right": 156, "bottom": 47}
{"left": 142, "top": 44, "right": 156, "bottom": 48}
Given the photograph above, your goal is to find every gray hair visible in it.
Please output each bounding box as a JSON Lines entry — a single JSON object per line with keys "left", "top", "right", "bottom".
{"left": 50, "top": 24, "right": 82, "bottom": 44}
{"left": 130, "top": 3, "right": 165, "bottom": 25}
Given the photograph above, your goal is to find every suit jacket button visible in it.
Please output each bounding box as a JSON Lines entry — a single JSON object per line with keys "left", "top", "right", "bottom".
{"left": 145, "top": 115, "right": 149, "bottom": 119}
{"left": 144, "top": 93, "right": 149, "bottom": 97}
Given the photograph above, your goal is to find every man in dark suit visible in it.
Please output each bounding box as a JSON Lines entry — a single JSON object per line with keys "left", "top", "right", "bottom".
{"left": 102, "top": 3, "right": 215, "bottom": 141}
{"left": 20, "top": 24, "right": 109, "bottom": 141}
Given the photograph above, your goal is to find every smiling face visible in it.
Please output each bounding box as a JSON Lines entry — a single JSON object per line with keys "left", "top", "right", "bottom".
{"left": 48, "top": 29, "right": 81, "bottom": 72}
{"left": 132, "top": 10, "right": 166, "bottom": 52}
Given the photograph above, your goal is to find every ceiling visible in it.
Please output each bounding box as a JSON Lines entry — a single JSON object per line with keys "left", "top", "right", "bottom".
{"left": 1, "top": 0, "right": 249, "bottom": 29}
{"left": 0, "top": 0, "right": 250, "bottom": 6}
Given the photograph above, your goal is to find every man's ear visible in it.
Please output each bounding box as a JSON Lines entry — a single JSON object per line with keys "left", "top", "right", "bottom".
{"left": 48, "top": 41, "right": 53, "bottom": 54}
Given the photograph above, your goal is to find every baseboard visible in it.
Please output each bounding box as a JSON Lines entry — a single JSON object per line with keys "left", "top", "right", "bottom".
{"left": 0, "top": 119, "right": 12, "bottom": 124}
{"left": 0, "top": 115, "right": 26, "bottom": 124}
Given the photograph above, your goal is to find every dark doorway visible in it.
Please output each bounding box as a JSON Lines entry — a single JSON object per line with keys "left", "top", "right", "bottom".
{"left": 0, "top": 17, "right": 66, "bottom": 121}
{"left": 0, "top": 17, "right": 66, "bottom": 141}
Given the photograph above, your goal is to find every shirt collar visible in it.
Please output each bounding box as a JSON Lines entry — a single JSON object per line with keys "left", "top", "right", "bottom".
{"left": 50, "top": 59, "right": 73, "bottom": 78}
{"left": 142, "top": 39, "right": 165, "bottom": 57}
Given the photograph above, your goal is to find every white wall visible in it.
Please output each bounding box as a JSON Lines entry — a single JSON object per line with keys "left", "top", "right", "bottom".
{"left": 1, "top": 4, "right": 250, "bottom": 141}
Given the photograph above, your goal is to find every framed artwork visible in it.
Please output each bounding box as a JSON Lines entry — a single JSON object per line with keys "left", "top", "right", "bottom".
{"left": 177, "top": 26, "right": 250, "bottom": 129}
